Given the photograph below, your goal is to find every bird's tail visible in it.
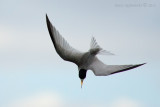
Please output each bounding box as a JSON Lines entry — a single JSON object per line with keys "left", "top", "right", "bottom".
{"left": 89, "top": 37, "right": 114, "bottom": 55}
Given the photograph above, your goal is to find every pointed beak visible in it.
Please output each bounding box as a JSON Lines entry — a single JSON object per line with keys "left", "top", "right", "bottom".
{"left": 81, "top": 79, "right": 83, "bottom": 88}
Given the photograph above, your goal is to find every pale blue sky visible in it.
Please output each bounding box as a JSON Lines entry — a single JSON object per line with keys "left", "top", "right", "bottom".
{"left": 0, "top": 0, "right": 160, "bottom": 107}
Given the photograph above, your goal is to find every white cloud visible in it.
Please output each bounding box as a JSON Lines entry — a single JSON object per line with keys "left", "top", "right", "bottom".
{"left": 5, "top": 91, "right": 64, "bottom": 107}
{"left": 4, "top": 92, "right": 144, "bottom": 107}
{"left": 109, "top": 97, "right": 144, "bottom": 107}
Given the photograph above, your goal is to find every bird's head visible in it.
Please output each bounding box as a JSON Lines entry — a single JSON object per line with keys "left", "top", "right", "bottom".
{"left": 79, "top": 69, "right": 87, "bottom": 88}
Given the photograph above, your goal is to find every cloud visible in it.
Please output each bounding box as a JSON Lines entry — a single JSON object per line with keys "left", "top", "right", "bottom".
{"left": 4, "top": 91, "right": 144, "bottom": 107}
{"left": 5, "top": 91, "right": 64, "bottom": 107}
{"left": 109, "top": 97, "right": 143, "bottom": 107}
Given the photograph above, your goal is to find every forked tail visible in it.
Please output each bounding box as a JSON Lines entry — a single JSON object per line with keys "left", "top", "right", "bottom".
{"left": 89, "top": 37, "right": 114, "bottom": 55}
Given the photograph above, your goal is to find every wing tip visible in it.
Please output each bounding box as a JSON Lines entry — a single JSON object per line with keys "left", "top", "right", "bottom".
{"left": 138, "top": 63, "right": 146, "bottom": 66}
{"left": 110, "top": 63, "right": 146, "bottom": 75}
{"left": 46, "top": 14, "right": 50, "bottom": 23}
{"left": 46, "top": 14, "right": 55, "bottom": 30}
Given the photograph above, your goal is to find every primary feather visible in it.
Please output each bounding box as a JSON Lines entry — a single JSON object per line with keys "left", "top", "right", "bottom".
{"left": 46, "top": 15, "right": 83, "bottom": 65}
{"left": 89, "top": 57, "right": 146, "bottom": 76}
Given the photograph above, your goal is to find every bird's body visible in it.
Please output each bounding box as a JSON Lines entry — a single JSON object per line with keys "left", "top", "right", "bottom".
{"left": 46, "top": 15, "right": 145, "bottom": 87}
{"left": 78, "top": 52, "right": 94, "bottom": 70}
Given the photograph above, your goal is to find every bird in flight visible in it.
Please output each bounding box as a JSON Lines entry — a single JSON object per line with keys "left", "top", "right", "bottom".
{"left": 46, "top": 15, "right": 145, "bottom": 88}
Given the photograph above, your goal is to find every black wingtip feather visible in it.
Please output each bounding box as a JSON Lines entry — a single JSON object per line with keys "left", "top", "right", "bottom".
{"left": 46, "top": 14, "right": 50, "bottom": 25}
{"left": 46, "top": 15, "right": 52, "bottom": 37}
{"left": 46, "top": 14, "right": 58, "bottom": 51}
{"left": 46, "top": 14, "right": 49, "bottom": 21}
{"left": 110, "top": 63, "right": 146, "bottom": 75}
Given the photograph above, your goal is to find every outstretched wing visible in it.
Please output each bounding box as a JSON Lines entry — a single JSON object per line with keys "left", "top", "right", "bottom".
{"left": 46, "top": 15, "right": 83, "bottom": 64}
{"left": 89, "top": 57, "right": 145, "bottom": 76}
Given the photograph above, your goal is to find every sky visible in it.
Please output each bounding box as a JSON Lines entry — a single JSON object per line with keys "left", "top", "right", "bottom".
{"left": 0, "top": 0, "right": 160, "bottom": 107}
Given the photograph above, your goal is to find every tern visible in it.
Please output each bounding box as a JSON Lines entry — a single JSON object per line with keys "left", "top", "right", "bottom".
{"left": 46, "top": 15, "right": 145, "bottom": 88}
